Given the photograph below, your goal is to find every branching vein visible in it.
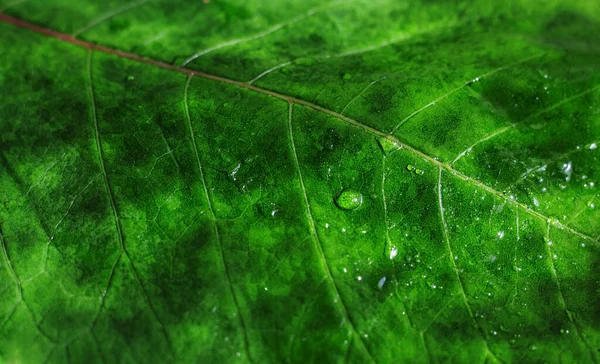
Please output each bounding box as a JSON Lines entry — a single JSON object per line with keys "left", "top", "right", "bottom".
{"left": 183, "top": 74, "right": 251, "bottom": 360}
{"left": 437, "top": 167, "right": 499, "bottom": 362}
{"left": 87, "top": 50, "right": 172, "bottom": 354}
{"left": 545, "top": 225, "right": 598, "bottom": 362}
{"left": 390, "top": 53, "right": 544, "bottom": 134}
{"left": 73, "top": 0, "right": 153, "bottom": 37}
{"left": 180, "top": 0, "right": 351, "bottom": 66}
{"left": 287, "top": 103, "right": 374, "bottom": 363}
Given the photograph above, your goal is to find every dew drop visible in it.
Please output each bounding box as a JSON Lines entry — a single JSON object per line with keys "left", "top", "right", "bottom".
{"left": 406, "top": 164, "right": 415, "bottom": 172}
{"left": 230, "top": 163, "right": 241, "bottom": 181}
{"left": 335, "top": 189, "right": 363, "bottom": 210}
{"left": 342, "top": 73, "right": 352, "bottom": 80}
{"left": 415, "top": 168, "right": 425, "bottom": 175}
{"left": 377, "top": 137, "right": 402, "bottom": 155}
{"left": 589, "top": 143, "right": 597, "bottom": 150}
{"left": 389, "top": 246, "right": 398, "bottom": 260}
{"left": 561, "top": 162, "right": 573, "bottom": 182}
{"left": 378, "top": 276, "right": 387, "bottom": 289}
{"left": 126, "top": 75, "right": 135, "bottom": 81}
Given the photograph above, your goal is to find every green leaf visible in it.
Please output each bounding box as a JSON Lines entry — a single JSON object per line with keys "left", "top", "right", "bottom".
{"left": 1, "top": 0, "right": 599, "bottom": 362}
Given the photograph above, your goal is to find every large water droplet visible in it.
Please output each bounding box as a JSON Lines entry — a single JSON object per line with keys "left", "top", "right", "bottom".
{"left": 377, "top": 137, "right": 401, "bottom": 155}
{"left": 335, "top": 189, "right": 363, "bottom": 210}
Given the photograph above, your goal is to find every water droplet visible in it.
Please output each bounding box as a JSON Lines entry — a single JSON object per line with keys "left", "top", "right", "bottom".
{"left": 357, "top": 276, "right": 362, "bottom": 281}
{"left": 406, "top": 164, "right": 415, "bottom": 171}
{"left": 377, "top": 137, "right": 402, "bottom": 155}
{"left": 342, "top": 73, "right": 352, "bottom": 80}
{"left": 561, "top": 162, "right": 573, "bottom": 182}
{"left": 589, "top": 143, "right": 597, "bottom": 150}
{"left": 236, "top": 352, "right": 241, "bottom": 357}
{"left": 497, "top": 231, "right": 505, "bottom": 239}
{"left": 389, "top": 246, "right": 398, "bottom": 260}
{"left": 415, "top": 168, "right": 424, "bottom": 175}
{"left": 378, "top": 276, "right": 387, "bottom": 289}
{"left": 335, "top": 189, "right": 363, "bottom": 210}
{"left": 230, "top": 163, "right": 241, "bottom": 181}
{"left": 126, "top": 75, "right": 135, "bottom": 81}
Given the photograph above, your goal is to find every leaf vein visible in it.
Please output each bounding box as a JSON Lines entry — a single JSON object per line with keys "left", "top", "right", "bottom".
{"left": 183, "top": 74, "right": 252, "bottom": 361}
{"left": 87, "top": 50, "right": 172, "bottom": 355}
{"left": 287, "top": 103, "right": 374, "bottom": 363}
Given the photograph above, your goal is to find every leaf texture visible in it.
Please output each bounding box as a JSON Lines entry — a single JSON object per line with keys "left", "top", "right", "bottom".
{"left": 0, "top": 0, "right": 599, "bottom": 362}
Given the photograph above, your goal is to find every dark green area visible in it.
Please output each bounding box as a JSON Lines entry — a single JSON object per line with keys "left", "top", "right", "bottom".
{"left": 0, "top": 0, "right": 599, "bottom": 362}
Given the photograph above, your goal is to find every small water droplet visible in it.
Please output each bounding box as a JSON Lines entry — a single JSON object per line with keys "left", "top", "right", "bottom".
{"left": 357, "top": 276, "right": 362, "bottom": 281}
{"left": 561, "top": 162, "right": 573, "bottom": 182}
{"left": 230, "top": 163, "right": 241, "bottom": 181}
{"left": 335, "top": 189, "right": 363, "bottom": 210}
{"left": 497, "top": 231, "right": 505, "bottom": 239}
{"left": 589, "top": 143, "right": 597, "bottom": 150}
{"left": 342, "top": 73, "right": 352, "bottom": 80}
{"left": 406, "top": 164, "right": 415, "bottom": 171}
{"left": 126, "top": 75, "right": 135, "bottom": 81}
{"left": 378, "top": 276, "right": 386, "bottom": 289}
{"left": 389, "top": 246, "right": 398, "bottom": 260}
{"left": 415, "top": 168, "right": 424, "bottom": 175}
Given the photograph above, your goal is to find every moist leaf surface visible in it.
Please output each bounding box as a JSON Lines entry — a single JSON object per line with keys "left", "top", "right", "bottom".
{"left": 0, "top": 0, "right": 599, "bottom": 362}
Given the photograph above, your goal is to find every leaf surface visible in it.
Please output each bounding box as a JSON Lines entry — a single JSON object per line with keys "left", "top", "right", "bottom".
{"left": 0, "top": 0, "right": 599, "bottom": 362}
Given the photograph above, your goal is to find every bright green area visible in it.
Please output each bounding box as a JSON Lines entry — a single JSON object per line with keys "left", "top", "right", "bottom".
{"left": 0, "top": 0, "right": 599, "bottom": 362}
